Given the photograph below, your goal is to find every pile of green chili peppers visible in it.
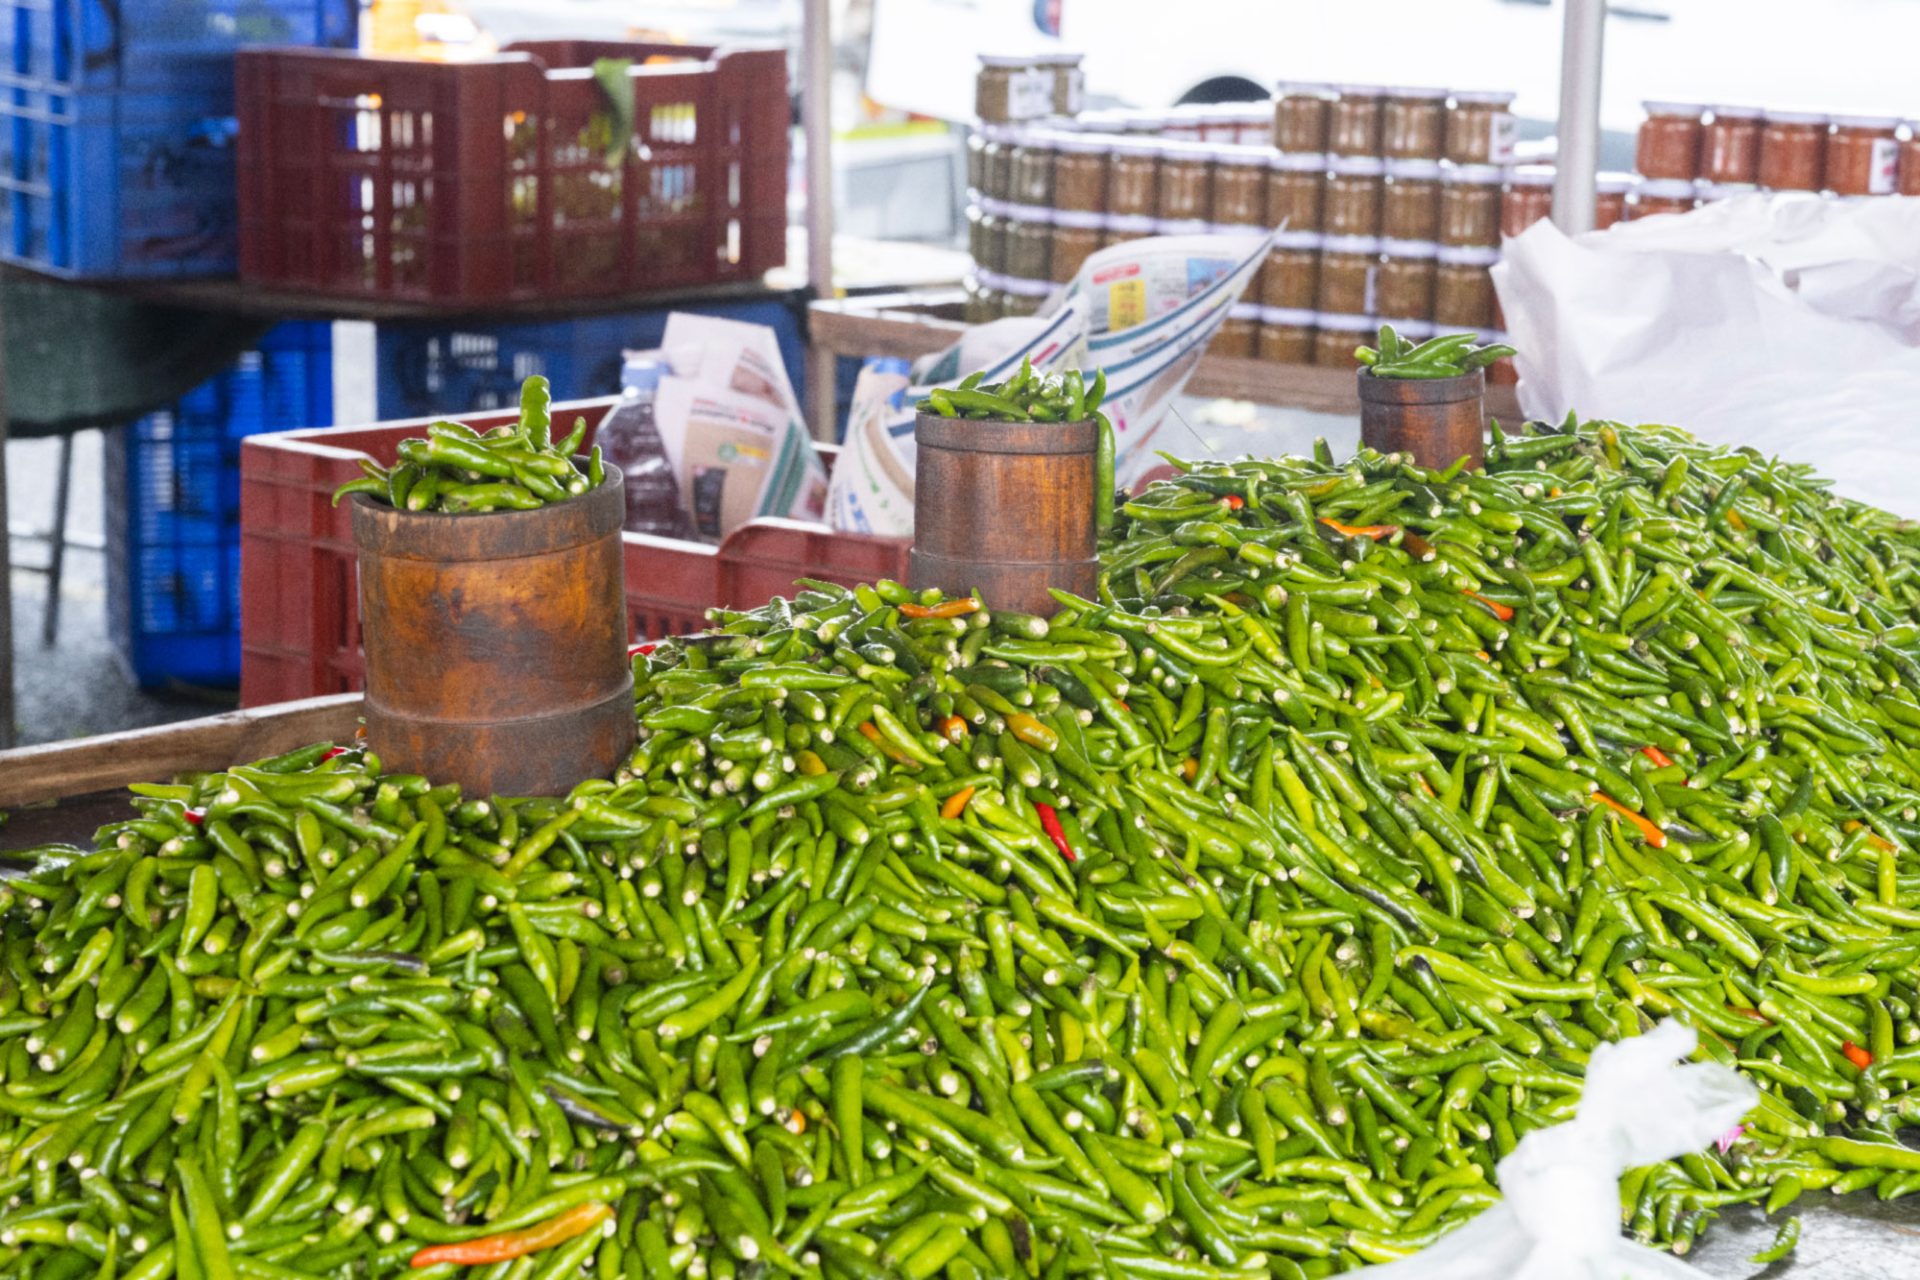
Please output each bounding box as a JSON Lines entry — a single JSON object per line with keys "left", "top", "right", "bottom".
{"left": 8, "top": 416, "right": 1920, "bottom": 1278}
{"left": 332, "top": 376, "right": 604, "bottom": 515}
{"left": 918, "top": 362, "right": 1119, "bottom": 534}
{"left": 1355, "top": 327, "right": 1514, "bottom": 380}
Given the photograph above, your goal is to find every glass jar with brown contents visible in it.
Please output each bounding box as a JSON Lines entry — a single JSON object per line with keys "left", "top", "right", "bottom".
{"left": 1273, "top": 81, "right": 1332, "bottom": 153}
{"left": 981, "top": 125, "right": 1015, "bottom": 203}
{"left": 1261, "top": 230, "right": 1323, "bottom": 310}
{"left": 1107, "top": 138, "right": 1160, "bottom": 217}
{"left": 1156, "top": 142, "right": 1214, "bottom": 222}
{"left": 1225, "top": 105, "right": 1273, "bottom": 146}
{"left": 977, "top": 55, "right": 1048, "bottom": 124}
{"left": 1377, "top": 240, "right": 1438, "bottom": 321}
{"left": 1383, "top": 87, "right": 1448, "bottom": 160}
{"left": 1209, "top": 304, "right": 1260, "bottom": 358}
{"left": 1759, "top": 110, "right": 1828, "bottom": 191}
{"left": 1049, "top": 211, "right": 1103, "bottom": 283}
{"left": 967, "top": 128, "right": 988, "bottom": 194}
{"left": 1102, "top": 213, "right": 1157, "bottom": 248}
{"left": 1036, "top": 52, "right": 1085, "bottom": 117}
{"left": 1267, "top": 151, "right": 1326, "bottom": 233}
{"left": 1903, "top": 123, "right": 1920, "bottom": 196}
{"left": 1636, "top": 102, "right": 1705, "bottom": 180}
{"left": 1004, "top": 205, "right": 1054, "bottom": 280}
{"left": 1325, "top": 155, "right": 1385, "bottom": 237}
{"left": 1827, "top": 115, "right": 1901, "bottom": 195}
{"left": 1009, "top": 133, "right": 1054, "bottom": 207}
{"left": 1439, "top": 164, "right": 1503, "bottom": 247}
{"left": 1314, "top": 312, "right": 1376, "bottom": 368}
{"left": 1257, "top": 307, "right": 1316, "bottom": 364}
{"left": 1382, "top": 159, "right": 1442, "bottom": 242}
{"left": 964, "top": 273, "right": 997, "bottom": 324}
{"left": 1595, "top": 173, "right": 1631, "bottom": 228}
{"left": 1051, "top": 133, "right": 1110, "bottom": 212}
{"left": 1502, "top": 165, "right": 1554, "bottom": 237}
{"left": 1328, "top": 85, "right": 1385, "bottom": 157}
{"left": 1702, "top": 106, "right": 1762, "bottom": 185}
{"left": 969, "top": 199, "right": 1010, "bottom": 274}
{"left": 1433, "top": 245, "right": 1499, "bottom": 329}
{"left": 1631, "top": 178, "right": 1698, "bottom": 219}
{"left": 1211, "top": 145, "right": 1268, "bottom": 226}
{"left": 1317, "top": 235, "right": 1380, "bottom": 315}
{"left": 1447, "top": 90, "right": 1517, "bottom": 165}
{"left": 971, "top": 270, "right": 1013, "bottom": 320}
{"left": 1002, "top": 275, "right": 1051, "bottom": 317}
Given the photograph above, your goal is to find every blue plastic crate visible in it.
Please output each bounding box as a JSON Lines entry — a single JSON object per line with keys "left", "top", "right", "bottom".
{"left": 107, "top": 321, "right": 333, "bottom": 688}
{"left": 373, "top": 297, "right": 810, "bottom": 420}
{"left": 0, "top": 0, "right": 353, "bottom": 94}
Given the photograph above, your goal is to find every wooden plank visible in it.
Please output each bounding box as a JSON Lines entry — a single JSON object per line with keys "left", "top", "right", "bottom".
{"left": 808, "top": 296, "right": 1523, "bottom": 422}
{"left": 0, "top": 694, "right": 365, "bottom": 807}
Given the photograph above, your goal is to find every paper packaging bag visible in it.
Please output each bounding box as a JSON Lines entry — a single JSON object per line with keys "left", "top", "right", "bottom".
{"left": 1351, "top": 1021, "right": 1757, "bottom": 1280}
{"left": 1494, "top": 193, "right": 1920, "bottom": 517}
{"left": 827, "top": 231, "right": 1271, "bottom": 536}
{"left": 651, "top": 313, "right": 828, "bottom": 541}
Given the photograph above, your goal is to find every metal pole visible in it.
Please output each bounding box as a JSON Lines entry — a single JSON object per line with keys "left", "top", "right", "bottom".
{"left": 1552, "top": 0, "right": 1606, "bottom": 234}
{"left": 802, "top": 0, "right": 839, "bottom": 442}
{"left": 0, "top": 291, "right": 14, "bottom": 748}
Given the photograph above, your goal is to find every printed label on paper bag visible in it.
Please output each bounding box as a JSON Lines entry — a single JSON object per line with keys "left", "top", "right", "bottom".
{"left": 1489, "top": 112, "right": 1518, "bottom": 165}
{"left": 1108, "top": 278, "right": 1147, "bottom": 329}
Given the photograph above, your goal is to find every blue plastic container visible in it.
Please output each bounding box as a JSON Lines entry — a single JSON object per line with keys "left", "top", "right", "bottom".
{"left": 373, "top": 297, "right": 810, "bottom": 420}
{"left": 107, "top": 321, "right": 333, "bottom": 688}
{"left": 0, "top": 0, "right": 353, "bottom": 93}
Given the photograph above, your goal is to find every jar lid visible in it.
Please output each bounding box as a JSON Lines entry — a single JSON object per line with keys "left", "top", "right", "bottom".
{"left": 1106, "top": 135, "right": 1162, "bottom": 156}
{"left": 1053, "top": 209, "right": 1106, "bottom": 229}
{"left": 1272, "top": 229, "right": 1325, "bottom": 249}
{"left": 978, "top": 54, "right": 1036, "bottom": 68}
{"left": 1208, "top": 221, "right": 1260, "bottom": 235}
{"left": 1474, "top": 328, "right": 1506, "bottom": 345}
{"left": 1330, "top": 154, "right": 1386, "bottom": 176}
{"left": 1003, "top": 276, "right": 1055, "bottom": 297}
{"left": 1229, "top": 302, "right": 1263, "bottom": 321}
{"left": 1641, "top": 100, "right": 1707, "bottom": 117}
{"left": 1154, "top": 218, "right": 1212, "bottom": 235}
{"left": 1385, "top": 158, "right": 1443, "bottom": 180}
{"left": 1004, "top": 203, "right": 1058, "bottom": 223}
{"left": 1763, "top": 108, "right": 1829, "bottom": 124}
{"left": 1709, "top": 105, "right": 1763, "bottom": 120}
{"left": 1316, "top": 312, "right": 1378, "bottom": 332}
{"left": 1445, "top": 163, "right": 1506, "bottom": 185}
{"left": 1105, "top": 213, "right": 1159, "bottom": 232}
{"left": 1381, "top": 238, "right": 1439, "bottom": 258}
{"left": 1831, "top": 113, "right": 1901, "bottom": 130}
{"left": 1335, "top": 84, "right": 1388, "bottom": 98}
{"left": 1031, "top": 51, "right": 1084, "bottom": 66}
{"left": 1699, "top": 183, "right": 1759, "bottom": 200}
{"left": 1260, "top": 306, "right": 1318, "bottom": 326}
{"left": 1380, "top": 317, "right": 1436, "bottom": 339}
{"left": 1157, "top": 139, "right": 1218, "bottom": 162}
{"left": 1435, "top": 244, "right": 1501, "bottom": 265}
{"left": 1506, "top": 164, "right": 1555, "bottom": 188}
{"left": 1074, "top": 110, "right": 1134, "bottom": 134}
{"left": 1013, "top": 130, "right": 1064, "bottom": 150}
{"left": 1387, "top": 86, "right": 1450, "bottom": 100}
{"left": 1213, "top": 143, "right": 1271, "bottom": 166}
{"left": 1273, "top": 80, "right": 1332, "bottom": 97}
{"left": 975, "top": 197, "right": 1014, "bottom": 217}
{"left": 1634, "top": 178, "right": 1699, "bottom": 198}
{"left": 1595, "top": 171, "right": 1635, "bottom": 194}
{"left": 1270, "top": 150, "right": 1329, "bottom": 172}
{"left": 1452, "top": 89, "right": 1516, "bottom": 106}
{"left": 1046, "top": 131, "right": 1113, "bottom": 154}
{"left": 972, "top": 268, "right": 1012, "bottom": 290}
{"left": 1322, "top": 234, "right": 1382, "bottom": 254}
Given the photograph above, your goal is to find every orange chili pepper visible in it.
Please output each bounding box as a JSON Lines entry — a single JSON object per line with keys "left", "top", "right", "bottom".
{"left": 1639, "top": 745, "right": 1674, "bottom": 769}
{"left": 1473, "top": 650, "right": 1491, "bottom": 663}
{"left": 1727, "top": 509, "right": 1747, "bottom": 532}
{"left": 411, "top": 1202, "right": 613, "bottom": 1268}
{"left": 1460, "top": 588, "right": 1515, "bottom": 622}
{"left": 940, "top": 786, "right": 975, "bottom": 820}
{"left": 786, "top": 1107, "right": 808, "bottom": 1134}
{"left": 1006, "top": 712, "right": 1060, "bottom": 752}
{"left": 1842, "top": 1041, "right": 1874, "bottom": 1070}
{"left": 1222, "top": 494, "right": 1245, "bottom": 509}
{"left": 1844, "top": 820, "right": 1895, "bottom": 852}
{"left": 898, "top": 598, "right": 979, "bottom": 620}
{"left": 1319, "top": 517, "right": 1401, "bottom": 540}
{"left": 1591, "top": 790, "right": 1667, "bottom": 849}
{"left": 857, "top": 721, "right": 919, "bottom": 767}
{"left": 1181, "top": 758, "right": 1199, "bottom": 782}
{"left": 937, "top": 715, "right": 969, "bottom": 744}
{"left": 1417, "top": 776, "right": 1436, "bottom": 798}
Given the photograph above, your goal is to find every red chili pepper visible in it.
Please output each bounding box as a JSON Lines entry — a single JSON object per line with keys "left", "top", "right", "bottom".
{"left": 410, "top": 1202, "right": 613, "bottom": 1267}
{"left": 1640, "top": 745, "right": 1674, "bottom": 769}
{"left": 1842, "top": 1041, "right": 1874, "bottom": 1070}
{"left": 899, "top": 598, "right": 980, "bottom": 620}
{"left": 1460, "top": 588, "right": 1515, "bottom": 622}
{"left": 1033, "top": 801, "right": 1076, "bottom": 863}
{"left": 1318, "top": 517, "right": 1401, "bottom": 540}
{"left": 319, "top": 746, "right": 348, "bottom": 762}
{"left": 1221, "top": 494, "right": 1245, "bottom": 509}
{"left": 1591, "top": 790, "right": 1667, "bottom": 849}
{"left": 628, "top": 642, "right": 657, "bottom": 659}
{"left": 182, "top": 808, "right": 205, "bottom": 827}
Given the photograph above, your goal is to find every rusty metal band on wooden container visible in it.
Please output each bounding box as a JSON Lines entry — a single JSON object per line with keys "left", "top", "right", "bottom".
{"left": 351, "top": 467, "right": 635, "bottom": 797}
{"left": 1357, "top": 367, "right": 1487, "bottom": 472}
{"left": 909, "top": 413, "right": 1099, "bottom": 615}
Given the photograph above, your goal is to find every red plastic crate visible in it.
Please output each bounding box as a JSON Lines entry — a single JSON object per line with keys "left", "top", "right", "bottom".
{"left": 238, "top": 398, "right": 909, "bottom": 707}
{"left": 235, "top": 40, "right": 788, "bottom": 303}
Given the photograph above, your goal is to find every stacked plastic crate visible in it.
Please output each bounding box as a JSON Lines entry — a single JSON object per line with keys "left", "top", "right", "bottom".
{"left": 0, "top": 0, "right": 354, "bottom": 276}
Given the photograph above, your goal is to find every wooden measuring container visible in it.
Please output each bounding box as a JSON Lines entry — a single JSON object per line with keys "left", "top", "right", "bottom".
{"left": 909, "top": 413, "right": 1099, "bottom": 615}
{"left": 1357, "top": 367, "right": 1487, "bottom": 471}
{"left": 351, "top": 466, "right": 634, "bottom": 797}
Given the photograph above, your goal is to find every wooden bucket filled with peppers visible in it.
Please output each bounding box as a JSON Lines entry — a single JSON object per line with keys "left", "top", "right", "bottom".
{"left": 909, "top": 363, "right": 1116, "bottom": 616}
{"left": 338, "top": 379, "right": 636, "bottom": 797}
{"left": 1354, "top": 326, "right": 1514, "bottom": 472}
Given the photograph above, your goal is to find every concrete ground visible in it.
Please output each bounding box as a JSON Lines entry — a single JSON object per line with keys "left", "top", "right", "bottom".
{"left": 5, "top": 430, "right": 233, "bottom": 747}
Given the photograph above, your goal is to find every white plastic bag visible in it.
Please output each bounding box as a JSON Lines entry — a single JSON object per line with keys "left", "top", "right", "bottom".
{"left": 1493, "top": 193, "right": 1920, "bottom": 517}
{"left": 1351, "top": 1021, "right": 1757, "bottom": 1280}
